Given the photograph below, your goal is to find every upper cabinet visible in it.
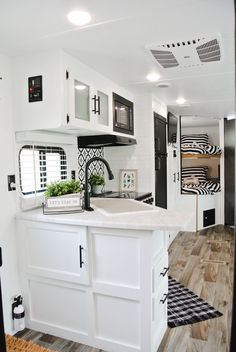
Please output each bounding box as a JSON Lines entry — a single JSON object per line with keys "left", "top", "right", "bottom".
{"left": 12, "top": 50, "right": 135, "bottom": 137}
{"left": 66, "top": 60, "right": 111, "bottom": 134}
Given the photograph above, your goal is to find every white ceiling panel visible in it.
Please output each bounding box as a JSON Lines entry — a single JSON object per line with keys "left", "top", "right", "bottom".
{"left": 0, "top": 0, "right": 234, "bottom": 118}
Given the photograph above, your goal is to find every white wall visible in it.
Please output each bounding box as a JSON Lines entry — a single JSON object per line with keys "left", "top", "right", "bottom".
{"left": 181, "top": 124, "right": 219, "bottom": 145}
{"left": 0, "top": 55, "right": 21, "bottom": 334}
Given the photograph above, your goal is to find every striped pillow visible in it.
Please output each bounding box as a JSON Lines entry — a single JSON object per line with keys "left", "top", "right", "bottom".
{"left": 181, "top": 134, "right": 209, "bottom": 146}
{"left": 182, "top": 166, "right": 208, "bottom": 183}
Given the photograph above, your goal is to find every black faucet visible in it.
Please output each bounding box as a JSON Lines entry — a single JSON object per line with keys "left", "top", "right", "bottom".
{"left": 84, "top": 157, "right": 114, "bottom": 211}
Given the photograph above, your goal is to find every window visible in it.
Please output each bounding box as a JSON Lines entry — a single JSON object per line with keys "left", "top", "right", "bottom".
{"left": 19, "top": 145, "right": 67, "bottom": 195}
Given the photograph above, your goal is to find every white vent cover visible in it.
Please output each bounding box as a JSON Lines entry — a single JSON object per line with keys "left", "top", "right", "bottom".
{"left": 147, "top": 35, "right": 222, "bottom": 69}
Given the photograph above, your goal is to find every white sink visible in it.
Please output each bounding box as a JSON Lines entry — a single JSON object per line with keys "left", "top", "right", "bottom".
{"left": 91, "top": 198, "right": 158, "bottom": 216}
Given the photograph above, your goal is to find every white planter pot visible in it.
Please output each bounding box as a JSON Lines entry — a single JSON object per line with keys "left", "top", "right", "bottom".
{"left": 92, "top": 185, "right": 103, "bottom": 195}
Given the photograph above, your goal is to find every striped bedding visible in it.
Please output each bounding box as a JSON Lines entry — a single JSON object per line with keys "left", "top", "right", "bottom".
{"left": 182, "top": 166, "right": 208, "bottom": 183}
{"left": 182, "top": 181, "right": 221, "bottom": 195}
{"left": 181, "top": 133, "right": 221, "bottom": 155}
{"left": 181, "top": 145, "right": 222, "bottom": 155}
{"left": 181, "top": 133, "right": 209, "bottom": 146}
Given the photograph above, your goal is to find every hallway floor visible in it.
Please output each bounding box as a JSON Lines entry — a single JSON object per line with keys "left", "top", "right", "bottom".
{"left": 158, "top": 224, "right": 234, "bottom": 352}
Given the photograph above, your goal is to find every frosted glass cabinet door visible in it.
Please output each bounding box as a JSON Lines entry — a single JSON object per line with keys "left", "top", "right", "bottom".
{"left": 74, "top": 80, "right": 90, "bottom": 121}
{"left": 97, "top": 90, "right": 109, "bottom": 126}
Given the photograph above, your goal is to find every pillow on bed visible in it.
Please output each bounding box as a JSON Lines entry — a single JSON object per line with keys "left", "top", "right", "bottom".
{"left": 183, "top": 176, "right": 199, "bottom": 186}
{"left": 182, "top": 166, "right": 208, "bottom": 183}
{"left": 181, "top": 134, "right": 209, "bottom": 146}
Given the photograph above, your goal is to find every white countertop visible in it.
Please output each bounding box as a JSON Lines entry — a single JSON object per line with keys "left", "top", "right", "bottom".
{"left": 16, "top": 198, "right": 188, "bottom": 231}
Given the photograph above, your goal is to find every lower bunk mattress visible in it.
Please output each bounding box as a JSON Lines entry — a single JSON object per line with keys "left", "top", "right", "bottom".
{"left": 181, "top": 145, "right": 222, "bottom": 155}
{"left": 181, "top": 181, "right": 221, "bottom": 195}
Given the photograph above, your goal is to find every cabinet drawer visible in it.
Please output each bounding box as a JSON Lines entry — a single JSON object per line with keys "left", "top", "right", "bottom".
{"left": 152, "top": 230, "right": 168, "bottom": 259}
{"left": 24, "top": 222, "right": 89, "bottom": 285}
{"left": 152, "top": 280, "right": 168, "bottom": 323}
{"left": 151, "top": 280, "right": 168, "bottom": 350}
{"left": 152, "top": 254, "right": 169, "bottom": 294}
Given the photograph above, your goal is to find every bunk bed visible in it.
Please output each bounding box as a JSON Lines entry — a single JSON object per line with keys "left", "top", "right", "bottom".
{"left": 181, "top": 133, "right": 221, "bottom": 195}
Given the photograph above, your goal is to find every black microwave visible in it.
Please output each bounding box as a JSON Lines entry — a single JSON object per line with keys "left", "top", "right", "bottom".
{"left": 113, "top": 93, "right": 134, "bottom": 135}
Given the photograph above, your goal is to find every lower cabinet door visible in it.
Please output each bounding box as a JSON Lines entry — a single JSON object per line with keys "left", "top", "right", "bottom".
{"left": 28, "top": 279, "right": 89, "bottom": 335}
{"left": 23, "top": 221, "right": 89, "bottom": 285}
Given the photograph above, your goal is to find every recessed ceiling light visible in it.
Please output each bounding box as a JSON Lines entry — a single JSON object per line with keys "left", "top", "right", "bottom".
{"left": 67, "top": 10, "right": 91, "bottom": 26}
{"left": 176, "top": 97, "right": 186, "bottom": 105}
{"left": 146, "top": 73, "right": 161, "bottom": 82}
{"left": 75, "top": 84, "right": 87, "bottom": 91}
{"left": 227, "top": 114, "right": 235, "bottom": 120}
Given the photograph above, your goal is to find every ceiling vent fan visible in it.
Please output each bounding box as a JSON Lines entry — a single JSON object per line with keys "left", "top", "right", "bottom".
{"left": 147, "top": 35, "right": 222, "bottom": 69}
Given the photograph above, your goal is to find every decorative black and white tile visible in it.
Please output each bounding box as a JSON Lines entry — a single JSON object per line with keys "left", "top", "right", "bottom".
{"left": 78, "top": 148, "right": 104, "bottom": 185}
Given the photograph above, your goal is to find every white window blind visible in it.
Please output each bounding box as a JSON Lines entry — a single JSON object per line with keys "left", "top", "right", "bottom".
{"left": 19, "top": 145, "right": 67, "bottom": 195}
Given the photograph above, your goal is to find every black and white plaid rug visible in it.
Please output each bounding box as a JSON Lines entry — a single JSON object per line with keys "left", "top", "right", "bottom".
{"left": 168, "top": 276, "right": 223, "bottom": 328}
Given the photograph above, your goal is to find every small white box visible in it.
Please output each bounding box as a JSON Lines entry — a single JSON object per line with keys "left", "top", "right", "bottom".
{"left": 43, "top": 193, "right": 83, "bottom": 214}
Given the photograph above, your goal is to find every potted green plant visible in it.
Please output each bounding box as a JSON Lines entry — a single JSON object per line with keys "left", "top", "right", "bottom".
{"left": 44, "top": 179, "right": 82, "bottom": 197}
{"left": 89, "top": 173, "right": 105, "bottom": 195}
{"left": 44, "top": 180, "right": 83, "bottom": 212}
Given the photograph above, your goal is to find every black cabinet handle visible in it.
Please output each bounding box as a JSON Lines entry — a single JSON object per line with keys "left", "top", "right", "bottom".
{"left": 92, "top": 95, "right": 100, "bottom": 115}
{"left": 160, "top": 293, "right": 168, "bottom": 304}
{"left": 97, "top": 95, "right": 100, "bottom": 115}
{"left": 160, "top": 267, "right": 169, "bottom": 277}
{"left": 173, "top": 173, "right": 176, "bottom": 183}
{"left": 92, "top": 95, "right": 97, "bottom": 113}
{"left": 79, "top": 245, "right": 84, "bottom": 268}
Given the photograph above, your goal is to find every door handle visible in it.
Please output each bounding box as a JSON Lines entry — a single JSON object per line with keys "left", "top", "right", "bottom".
{"left": 79, "top": 245, "right": 84, "bottom": 268}
{"left": 156, "top": 157, "right": 161, "bottom": 170}
{"left": 173, "top": 173, "right": 176, "bottom": 183}
{"left": 177, "top": 172, "right": 180, "bottom": 181}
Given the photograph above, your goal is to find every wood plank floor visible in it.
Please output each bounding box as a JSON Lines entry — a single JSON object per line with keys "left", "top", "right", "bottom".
{"left": 158, "top": 224, "right": 234, "bottom": 352}
{"left": 15, "top": 225, "right": 234, "bottom": 352}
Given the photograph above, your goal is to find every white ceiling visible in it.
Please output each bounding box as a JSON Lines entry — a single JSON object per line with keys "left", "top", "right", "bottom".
{"left": 0, "top": 0, "right": 234, "bottom": 118}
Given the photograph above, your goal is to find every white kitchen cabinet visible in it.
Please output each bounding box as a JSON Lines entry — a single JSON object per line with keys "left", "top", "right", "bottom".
{"left": 17, "top": 221, "right": 89, "bottom": 285}
{"left": 29, "top": 279, "right": 89, "bottom": 339}
{"left": 16, "top": 217, "right": 168, "bottom": 352}
{"left": 67, "top": 66, "right": 110, "bottom": 132}
{"left": 12, "top": 50, "right": 135, "bottom": 137}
